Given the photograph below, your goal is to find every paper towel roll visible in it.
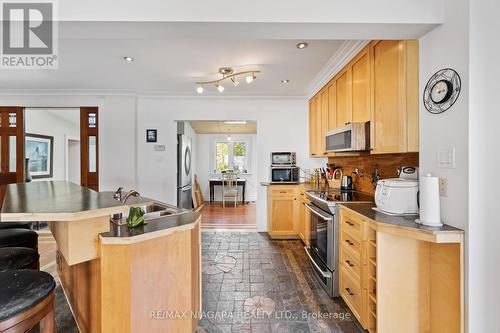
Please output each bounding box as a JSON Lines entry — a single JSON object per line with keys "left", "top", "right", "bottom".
{"left": 416, "top": 173, "right": 443, "bottom": 226}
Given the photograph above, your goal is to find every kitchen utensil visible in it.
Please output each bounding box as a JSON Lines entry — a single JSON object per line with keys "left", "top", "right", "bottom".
{"left": 341, "top": 175, "right": 353, "bottom": 191}
{"left": 327, "top": 168, "right": 342, "bottom": 189}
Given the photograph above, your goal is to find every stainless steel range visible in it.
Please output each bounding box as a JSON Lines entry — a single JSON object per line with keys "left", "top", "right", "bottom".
{"left": 305, "top": 189, "right": 373, "bottom": 298}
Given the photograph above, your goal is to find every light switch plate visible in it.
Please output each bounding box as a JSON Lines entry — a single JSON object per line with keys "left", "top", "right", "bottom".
{"left": 154, "top": 144, "right": 166, "bottom": 151}
{"left": 437, "top": 148, "right": 456, "bottom": 169}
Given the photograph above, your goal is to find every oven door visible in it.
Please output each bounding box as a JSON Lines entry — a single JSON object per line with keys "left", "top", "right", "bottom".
{"left": 271, "top": 168, "right": 292, "bottom": 182}
{"left": 306, "top": 202, "right": 333, "bottom": 268}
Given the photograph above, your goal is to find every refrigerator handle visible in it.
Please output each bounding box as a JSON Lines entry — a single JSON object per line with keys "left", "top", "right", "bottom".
{"left": 182, "top": 185, "right": 192, "bottom": 192}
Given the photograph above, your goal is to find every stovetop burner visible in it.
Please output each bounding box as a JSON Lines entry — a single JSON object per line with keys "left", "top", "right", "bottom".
{"left": 306, "top": 189, "right": 374, "bottom": 203}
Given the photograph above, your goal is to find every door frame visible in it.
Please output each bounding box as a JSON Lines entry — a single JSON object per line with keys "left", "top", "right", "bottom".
{"left": 64, "top": 134, "right": 80, "bottom": 183}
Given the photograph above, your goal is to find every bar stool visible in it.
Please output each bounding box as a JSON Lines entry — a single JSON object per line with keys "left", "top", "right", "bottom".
{"left": 0, "top": 229, "right": 38, "bottom": 250}
{"left": 0, "top": 270, "right": 56, "bottom": 333}
{"left": 0, "top": 247, "right": 40, "bottom": 271}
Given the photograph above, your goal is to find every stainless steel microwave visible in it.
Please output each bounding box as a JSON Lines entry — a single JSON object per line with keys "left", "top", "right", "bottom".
{"left": 270, "top": 152, "right": 296, "bottom": 166}
{"left": 270, "top": 166, "right": 300, "bottom": 183}
{"left": 325, "top": 122, "right": 370, "bottom": 153}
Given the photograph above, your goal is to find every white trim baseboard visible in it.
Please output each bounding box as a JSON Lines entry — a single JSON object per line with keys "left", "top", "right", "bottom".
{"left": 305, "top": 40, "right": 370, "bottom": 99}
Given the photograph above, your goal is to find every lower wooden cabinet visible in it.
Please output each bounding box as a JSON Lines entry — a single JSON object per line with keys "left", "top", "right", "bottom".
{"left": 339, "top": 206, "right": 464, "bottom": 333}
{"left": 299, "top": 193, "right": 310, "bottom": 246}
{"left": 267, "top": 185, "right": 299, "bottom": 239}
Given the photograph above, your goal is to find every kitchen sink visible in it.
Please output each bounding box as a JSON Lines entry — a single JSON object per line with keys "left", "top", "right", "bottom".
{"left": 111, "top": 202, "right": 186, "bottom": 225}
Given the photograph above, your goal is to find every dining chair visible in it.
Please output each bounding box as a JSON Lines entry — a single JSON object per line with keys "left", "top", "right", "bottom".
{"left": 221, "top": 172, "right": 239, "bottom": 208}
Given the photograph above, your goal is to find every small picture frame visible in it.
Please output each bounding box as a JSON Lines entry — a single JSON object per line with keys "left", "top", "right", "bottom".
{"left": 146, "top": 129, "right": 157, "bottom": 143}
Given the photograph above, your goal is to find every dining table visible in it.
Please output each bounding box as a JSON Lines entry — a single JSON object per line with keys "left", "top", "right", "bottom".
{"left": 208, "top": 178, "right": 246, "bottom": 204}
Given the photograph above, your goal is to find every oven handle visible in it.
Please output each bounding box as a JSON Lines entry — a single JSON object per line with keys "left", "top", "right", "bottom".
{"left": 304, "top": 247, "right": 332, "bottom": 279}
{"left": 304, "top": 203, "right": 333, "bottom": 221}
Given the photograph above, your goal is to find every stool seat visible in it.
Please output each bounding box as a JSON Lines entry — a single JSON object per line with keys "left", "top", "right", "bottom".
{"left": 0, "top": 229, "right": 38, "bottom": 250}
{"left": 0, "top": 222, "right": 32, "bottom": 230}
{"left": 0, "top": 270, "right": 55, "bottom": 322}
{"left": 0, "top": 247, "right": 39, "bottom": 271}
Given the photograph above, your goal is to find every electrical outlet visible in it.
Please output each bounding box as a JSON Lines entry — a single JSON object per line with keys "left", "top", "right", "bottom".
{"left": 439, "top": 177, "right": 448, "bottom": 197}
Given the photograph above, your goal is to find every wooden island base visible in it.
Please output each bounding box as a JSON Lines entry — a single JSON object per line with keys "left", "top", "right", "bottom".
{"left": 55, "top": 219, "right": 201, "bottom": 333}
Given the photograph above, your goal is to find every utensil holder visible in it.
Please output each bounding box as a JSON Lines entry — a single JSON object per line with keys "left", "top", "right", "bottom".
{"left": 327, "top": 179, "right": 341, "bottom": 189}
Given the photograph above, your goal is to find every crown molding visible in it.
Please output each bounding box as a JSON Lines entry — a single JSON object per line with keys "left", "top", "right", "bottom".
{"left": 0, "top": 89, "right": 306, "bottom": 100}
{"left": 305, "top": 40, "right": 369, "bottom": 99}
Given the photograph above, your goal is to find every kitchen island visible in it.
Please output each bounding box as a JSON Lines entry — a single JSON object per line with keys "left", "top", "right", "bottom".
{"left": 0, "top": 181, "right": 201, "bottom": 333}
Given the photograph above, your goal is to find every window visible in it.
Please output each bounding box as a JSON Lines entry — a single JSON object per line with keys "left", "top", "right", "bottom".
{"left": 214, "top": 140, "right": 249, "bottom": 174}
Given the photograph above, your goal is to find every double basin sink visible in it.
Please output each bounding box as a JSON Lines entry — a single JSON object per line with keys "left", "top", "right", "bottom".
{"left": 110, "top": 202, "right": 187, "bottom": 225}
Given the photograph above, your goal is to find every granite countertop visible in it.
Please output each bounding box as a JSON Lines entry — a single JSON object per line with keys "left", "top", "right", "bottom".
{"left": 340, "top": 202, "right": 464, "bottom": 237}
{"left": 0, "top": 181, "right": 154, "bottom": 222}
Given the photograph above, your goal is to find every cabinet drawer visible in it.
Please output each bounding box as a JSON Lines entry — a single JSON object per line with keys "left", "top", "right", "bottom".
{"left": 341, "top": 230, "right": 362, "bottom": 261}
{"left": 340, "top": 246, "right": 362, "bottom": 283}
{"left": 341, "top": 214, "right": 364, "bottom": 240}
{"left": 269, "top": 186, "right": 297, "bottom": 197}
{"left": 340, "top": 266, "right": 365, "bottom": 322}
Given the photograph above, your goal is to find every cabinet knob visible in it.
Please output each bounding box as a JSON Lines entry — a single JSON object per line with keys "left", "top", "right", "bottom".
{"left": 345, "top": 288, "right": 354, "bottom": 296}
{"left": 345, "top": 239, "right": 354, "bottom": 246}
{"left": 345, "top": 221, "right": 354, "bottom": 226}
{"left": 345, "top": 260, "right": 354, "bottom": 267}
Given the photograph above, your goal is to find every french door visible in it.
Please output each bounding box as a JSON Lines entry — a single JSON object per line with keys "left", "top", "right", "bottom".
{"left": 0, "top": 107, "right": 25, "bottom": 202}
{"left": 80, "top": 107, "right": 99, "bottom": 191}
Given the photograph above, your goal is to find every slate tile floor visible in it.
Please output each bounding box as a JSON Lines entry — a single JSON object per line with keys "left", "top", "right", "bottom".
{"left": 196, "top": 232, "right": 364, "bottom": 333}
{"left": 52, "top": 231, "right": 364, "bottom": 332}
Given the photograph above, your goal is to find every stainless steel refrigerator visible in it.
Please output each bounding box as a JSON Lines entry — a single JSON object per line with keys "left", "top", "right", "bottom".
{"left": 177, "top": 132, "right": 193, "bottom": 209}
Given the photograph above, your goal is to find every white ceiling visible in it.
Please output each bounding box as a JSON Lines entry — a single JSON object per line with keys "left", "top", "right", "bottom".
{"left": 0, "top": 23, "right": 345, "bottom": 96}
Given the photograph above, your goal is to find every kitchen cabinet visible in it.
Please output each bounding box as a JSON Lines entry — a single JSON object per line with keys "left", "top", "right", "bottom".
{"left": 338, "top": 205, "right": 464, "bottom": 333}
{"left": 351, "top": 47, "right": 372, "bottom": 123}
{"left": 267, "top": 185, "right": 299, "bottom": 239}
{"left": 335, "top": 69, "right": 352, "bottom": 128}
{"left": 298, "top": 192, "right": 310, "bottom": 246}
{"left": 308, "top": 40, "right": 419, "bottom": 157}
{"left": 309, "top": 95, "right": 323, "bottom": 157}
{"left": 371, "top": 40, "right": 419, "bottom": 154}
{"left": 320, "top": 89, "right": 329, "bottom": 156}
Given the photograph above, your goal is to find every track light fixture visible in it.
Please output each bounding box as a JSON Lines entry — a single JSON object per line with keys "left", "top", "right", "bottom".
{"left": 195, "top": 67, "right": 260, "bottom": 93}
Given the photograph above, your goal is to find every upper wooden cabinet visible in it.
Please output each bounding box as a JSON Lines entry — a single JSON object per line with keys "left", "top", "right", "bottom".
{"left": 351, "top": 47, "right": 372, "bottom": 124}
{"left": 308, "top": 40, "right": 419, "bottom": 157}
{"left": 335, "top": 69, "right": 352, "bottom": 129}
{"left": 371, "top": 40, "right": 419, "bottom": 154}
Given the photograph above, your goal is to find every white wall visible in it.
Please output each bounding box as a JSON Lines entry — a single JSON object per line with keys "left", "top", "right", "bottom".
{"left": 25, "top": 109, "right": 80, "bottom": 181}
{"left": 136, "top": 97, "right": 326, "bottom": 231}
{"left": 418, "top": 0, "right": 471, "bottom": 329}
{"left": 468, "top": 0, "right": 500, "bottom": 331}
{"left": 195, "top": 133, "right": 258, "bottom": 202}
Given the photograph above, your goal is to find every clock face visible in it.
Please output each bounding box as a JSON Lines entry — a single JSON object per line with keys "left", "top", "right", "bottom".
{"left": 430, "top": 80, "right": 452, "bottom": 104}
{"left": 423, "top": 68, "right": 461, "bottom": 114}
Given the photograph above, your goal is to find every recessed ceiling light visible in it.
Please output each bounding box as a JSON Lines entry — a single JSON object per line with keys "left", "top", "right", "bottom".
{"left": 123, "top": 56, "right": 134, "bottom": 62}
{"left": 296, "top": 42, "right": 308, "bottom": 49}
{"left": 224, "top": 121, "right": 247, "bottom": 124}
{"left": 281, "top": 80, "right": 290, "bottom": 84}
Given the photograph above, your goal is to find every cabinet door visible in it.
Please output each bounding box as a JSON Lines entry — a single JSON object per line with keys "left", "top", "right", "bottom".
{"left": 351, "top": 48, "right": 371, "bottom": 123}
{"left": 327, "top": 82, "right": 337, "bottom": 131}
{"left": 372, "top": 40, "right": 407, "bottom": 153}
{"left": 336, "top": 69, "right": 352, "bottom": 128}
{"left": 309, "top": 99, "right": 318, "bottom": 157}
{"left": 269, "top": 196, "right": 298, "bottom": 235}
{"left": 320, "top": 89, "right": 329, "bottom": 156}
{"left": 315, "top": 95, "right": 322, "bottom": 155}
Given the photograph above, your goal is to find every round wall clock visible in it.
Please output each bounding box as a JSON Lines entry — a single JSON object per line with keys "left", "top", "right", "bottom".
{"left": 423, "top": 68, "right": 461, "bottom": 114}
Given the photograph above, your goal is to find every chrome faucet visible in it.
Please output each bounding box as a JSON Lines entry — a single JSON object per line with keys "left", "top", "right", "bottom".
{"left": 122, "top": 190, "right": 140, "bottom": 204}
{"left": 113, "top": 187, "right": 124, "bottom": 201}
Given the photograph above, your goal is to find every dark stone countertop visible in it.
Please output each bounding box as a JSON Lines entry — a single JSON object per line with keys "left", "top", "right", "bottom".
{"left": 100, "top": 210, "right": 200, "bottom": 242}
{"left": 339, "top": 202, "right": 464, "bottom": 235}
{"left": 0, "top": 181, "right": 154, "bottom": 221}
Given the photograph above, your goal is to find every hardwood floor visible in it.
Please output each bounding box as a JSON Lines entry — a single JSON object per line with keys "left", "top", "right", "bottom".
{"left": 201, "top": 202, "right": 256, "bottom": 229}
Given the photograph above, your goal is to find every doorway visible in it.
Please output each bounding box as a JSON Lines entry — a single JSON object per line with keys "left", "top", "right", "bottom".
{"left": 179, "top": 120, "right": 257, "bottom": 230}
{"left": 66, "top": 136, "right": 81, "bottom": 185}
